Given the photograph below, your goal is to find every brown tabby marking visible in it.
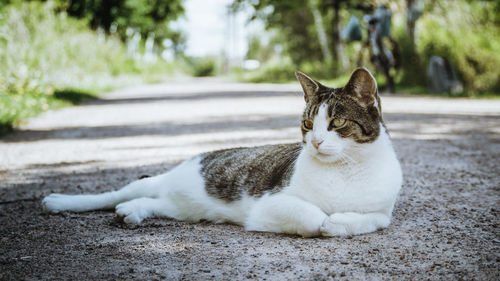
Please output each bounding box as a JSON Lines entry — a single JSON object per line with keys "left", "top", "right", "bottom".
{"left": 200, "top": 143, "right": 302, "bottom": 202}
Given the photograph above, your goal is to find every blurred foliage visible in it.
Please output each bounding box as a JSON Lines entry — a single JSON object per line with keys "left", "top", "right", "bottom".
{"left": 240, "top": 58, "right": 297, "bottom": 83}
{"left": 186, "top": 57, "right": 219, "bottom": 77}
{"left": 60, "top": 0, "right": 185, "bottom": 51}
{"left": 0, "top": 0, "right": 186, "bottom": 53}
{"left": 392, "top": 24, "right": 425, "bottom": 87}
{"left": 0, "top": 1, "right": 180, "bottom": 134}
{"left": 234, "top": 0, "right": 500, "bottom": 95}
{"left": 415, "top": 1, "right": 500, "bottom": 94}
{"left": 232, "top": 0, "right": 376, "bottom": 78}
{"left": 245, "top": 34, "right": 276, "bottom": 63}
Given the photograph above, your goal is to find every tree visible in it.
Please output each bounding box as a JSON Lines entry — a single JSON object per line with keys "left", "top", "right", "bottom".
{"left": 232, "top": 0, "right": 375, "bottom": 75}
{"left": 308, "top": 0, "right": 332, "bottom": 62}
{"left": 405, "top": 0, "right": 423, "bottom": 46}
{"left": 62, "top": 0, "right": 184, "bottom": 47}
{"left": 232, "top": 0, "right": 324, "bottom": 66}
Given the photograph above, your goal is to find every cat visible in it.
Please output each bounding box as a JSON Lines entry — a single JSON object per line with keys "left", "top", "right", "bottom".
{"left": 42, "top": 67, "right": 402, "bottom": 237}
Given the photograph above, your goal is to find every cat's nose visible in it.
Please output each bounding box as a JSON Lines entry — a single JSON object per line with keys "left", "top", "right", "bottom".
{"left": 311, "top": 139, "right": 323, "bottom": 149}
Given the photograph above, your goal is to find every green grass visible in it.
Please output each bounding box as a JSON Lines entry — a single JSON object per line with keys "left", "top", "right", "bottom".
{"left": 0, "top": 88, "right": 100, "bottom": 135}
{"left": 0, "top": 2, "right": 184, "bottom": 136}
{"left": 236, "top": 66, "right": 500, "bottom": 99}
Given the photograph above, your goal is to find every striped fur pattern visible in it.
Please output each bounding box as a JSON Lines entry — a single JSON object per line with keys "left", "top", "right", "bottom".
{"left": 200, "top": 143, "right": 302, "bottom": 202}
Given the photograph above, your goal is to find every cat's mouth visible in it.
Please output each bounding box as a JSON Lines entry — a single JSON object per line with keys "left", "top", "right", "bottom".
{"left": 314, "top": 147, "right": 336, "bottom": 157}
{"left": 307, "top": 143, "right": 341, "bottom": 162}
{"left": 316, "top": 151, "right": 332, "bottom": 157}
{"left": 314, "top": 150, "right": 337, "bottom": 161}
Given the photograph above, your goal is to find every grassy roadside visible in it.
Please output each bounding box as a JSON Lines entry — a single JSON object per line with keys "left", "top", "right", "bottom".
{"left": 1, "top": 86, "right": 106, "bottom": 135}
{"left": 0, "top": 2, "right": 182, "bottom": 136}
{"left": 233, "top": 65, "right": 500, "bottom": 99}
{"left": 0, "top": 91, "right": 92, "bottom": 135}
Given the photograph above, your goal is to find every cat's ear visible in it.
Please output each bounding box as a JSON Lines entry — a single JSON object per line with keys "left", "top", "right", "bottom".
{"left": 344, "top": 67, "right": 378, "bottom": 107}
{"left": 295, "top": 71, "right": 324, "bottom": 102}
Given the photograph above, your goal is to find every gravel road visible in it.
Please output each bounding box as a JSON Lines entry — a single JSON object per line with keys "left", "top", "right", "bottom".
{"left": 1, "top": 79, "right": 499, "bottom": 280}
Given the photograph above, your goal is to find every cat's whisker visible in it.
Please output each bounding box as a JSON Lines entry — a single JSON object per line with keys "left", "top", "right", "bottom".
{"left": 337, "top": 151, "right": 357, "bottom": 165}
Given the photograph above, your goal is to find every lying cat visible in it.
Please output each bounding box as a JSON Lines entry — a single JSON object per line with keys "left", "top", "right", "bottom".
{"left": 43, "top": 67, "right": 402, "bottom": 237}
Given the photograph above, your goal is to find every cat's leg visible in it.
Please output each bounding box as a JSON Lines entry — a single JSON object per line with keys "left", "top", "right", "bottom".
{"left": 115, "top": 197, "right": 175, "bottom": 224}
{"left": 43, "top": 156, "right": 203, "bottom": 214}
{"left": 245, "top": 193, "right": 328, "bottom": 237}
{"left": 320, "top": 212, "right": 391, "bottom": 236}
{"left": 42, "top": 174, "right": 167, "bottom": 213}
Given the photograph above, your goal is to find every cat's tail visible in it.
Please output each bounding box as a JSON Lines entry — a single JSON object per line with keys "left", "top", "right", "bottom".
{"left": 42, "top": 175, "right": 165, "bottom": 213}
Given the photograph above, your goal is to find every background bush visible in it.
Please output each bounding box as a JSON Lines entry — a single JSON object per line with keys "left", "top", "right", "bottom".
{"left": 187, "top": 57, "right": 219, "bottom": 77}
{"left": 0, "top": 1, "right": 179, "bottom": 133}
{"left": 234, "top": 0, "right": 500, "bottom": 96}
{"left": 415, "top": 3, "right": 500, "bottom": 94}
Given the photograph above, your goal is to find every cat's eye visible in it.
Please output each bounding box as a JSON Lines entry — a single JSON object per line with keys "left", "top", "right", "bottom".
{"left": 331, "top": 118, "right": 347, "bottom": 129}
{"left": 303, "top": 119, "right": 314, "bottom": 131}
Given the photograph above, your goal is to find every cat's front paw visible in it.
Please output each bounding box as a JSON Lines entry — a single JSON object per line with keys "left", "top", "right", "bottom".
{"left": 320, "top": 214, "right": 350, "bottom": 237}
{"left": 115, "top": 201, "right": 148, "bottom": 224}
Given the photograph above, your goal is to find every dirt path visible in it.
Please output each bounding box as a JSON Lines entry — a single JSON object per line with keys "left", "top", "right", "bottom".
{"left": 1, "top": 80, "right": 499, "bottom": 280}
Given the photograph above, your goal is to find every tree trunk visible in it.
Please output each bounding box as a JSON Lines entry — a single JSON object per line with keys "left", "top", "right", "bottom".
{"left": 331, "top": 2, "right": 347, "bottom": 69}
{"left": 406, "top": 0, "right": 416, "bottom": 45}
{"left": 308, "top": 0, "right": 332, "bottom": 62}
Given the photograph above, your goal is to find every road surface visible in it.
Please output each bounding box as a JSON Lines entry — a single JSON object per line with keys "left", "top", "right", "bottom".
{"left": 1, "top": 79, "right": 499, "bottom": 280}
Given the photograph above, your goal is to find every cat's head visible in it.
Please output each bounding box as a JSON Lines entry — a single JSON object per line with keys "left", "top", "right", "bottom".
{"left": 296, "top": 67, "right": 383, "bottom": 163}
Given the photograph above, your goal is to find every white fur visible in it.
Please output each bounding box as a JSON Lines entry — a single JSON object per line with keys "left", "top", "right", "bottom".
{"left": 247, "top": 103, "right": 401, "bottom": 236}
{"left": 43, "top": 157, "right": 258, "bottom": 225}
{"left": 43, "top": 102, "right": 402, "bottom": 237}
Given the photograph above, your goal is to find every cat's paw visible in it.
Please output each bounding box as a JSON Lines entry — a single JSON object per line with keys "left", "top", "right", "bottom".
{"left": 42, "top": 194, "right": 72, "bottom": 213}
{"left": 320, "top": 214, "right": 350, "bottom": 237}
{"left": 115, "top": 201, "right": 148, "bottom": 224}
